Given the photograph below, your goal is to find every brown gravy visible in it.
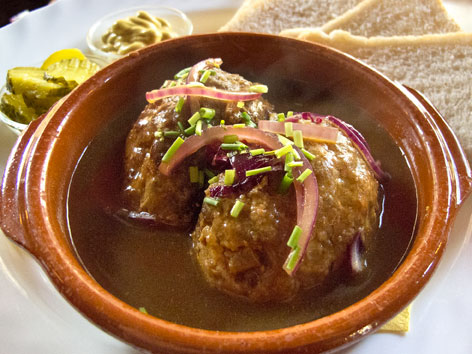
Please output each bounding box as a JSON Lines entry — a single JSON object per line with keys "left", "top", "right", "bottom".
{"left": 67, "top": 95, "right": 417, "bottom": 331}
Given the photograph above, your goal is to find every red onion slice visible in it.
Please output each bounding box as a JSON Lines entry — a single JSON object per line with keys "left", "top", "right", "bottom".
{"left": 186, "top": 58, "right": 223, "bottom": 113}
{"left": 327, "top": 116, "right": 388, "bottom": 181}
{"left": 146, "top": 86, "right": 262, "bottom": 104}
{"left": 349, "top": 232, "right": 365, "bottom": 274}
{"left": 283, "top": 146, "right": 318, "bottom": 276}
{"left": 159, "top": 126, "right": 318, "bottom": 276}
{"left": 258, "top": 119, "right": 339, "bottom": 143}
{"left": 159, "top": 126, "right": 282, "bottom": 175}
{"left": 186, "top": 58, "right": 222, "bottom": 83}
{"left": 285, "top": 112, "right": 323, "bottom": 124}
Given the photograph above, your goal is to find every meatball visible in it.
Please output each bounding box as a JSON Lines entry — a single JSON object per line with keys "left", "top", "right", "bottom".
{"left": 123, "top": 96, "right": 202, "bottom": 227}
{"left": 123, "top": 66, "right": 273, "bottom": 227}
{"left": 193, "top": 177, "right": 298, "bottom": 302}
{"left": 191, "top": 126, "right": 380, "bottom": 302}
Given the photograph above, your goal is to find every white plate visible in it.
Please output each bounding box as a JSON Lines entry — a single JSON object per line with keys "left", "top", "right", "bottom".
{"left": 0, "top": 0, "right": 471, "bottom": 353}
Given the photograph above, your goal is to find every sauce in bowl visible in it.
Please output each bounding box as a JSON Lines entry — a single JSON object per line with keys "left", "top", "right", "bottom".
{"left": 67, "top": 89, "right": 417, "bottom": 331}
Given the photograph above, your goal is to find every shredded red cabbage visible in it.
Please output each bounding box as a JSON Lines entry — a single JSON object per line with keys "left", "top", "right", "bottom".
{"left": 209, "top": 151, "right": 282, "bottom": 198}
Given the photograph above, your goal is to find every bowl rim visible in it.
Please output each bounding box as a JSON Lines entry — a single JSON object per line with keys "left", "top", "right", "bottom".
{"left": 1, "top": 32, "right": 471, "bottom": 353}
{"left": 86, "top": 5, "right": 194, "bottom": 63}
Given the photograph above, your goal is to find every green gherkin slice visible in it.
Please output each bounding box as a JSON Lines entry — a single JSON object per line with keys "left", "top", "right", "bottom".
{"left": 22, "top": 91, "right": 63, "bottom": 114}
{"left": 0, "top": 92, "right": 38, "bottom": 124}
{"left": 7, "top": 67, "right": 72, "bottom": 97}
{"left": 45, "top": 58, "right": 100, "bottom": 86}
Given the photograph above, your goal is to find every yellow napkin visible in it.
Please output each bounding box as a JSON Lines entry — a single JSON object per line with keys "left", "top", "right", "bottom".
{"left": 379, "top": 304, "right": 411, "bottom": 332}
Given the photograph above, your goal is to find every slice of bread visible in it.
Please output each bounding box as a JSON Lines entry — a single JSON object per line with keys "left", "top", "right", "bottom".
{"left": 321, "top": 0, "right": 461, "bottom": 36}
{"left": 219, "top": 0, "right": 363, "bottom": 34}
{"left": 280, "top": 29, "right": 472, "bottom": 160}
{"left": 280, "top": 0, "right": 461, "bottom": 38}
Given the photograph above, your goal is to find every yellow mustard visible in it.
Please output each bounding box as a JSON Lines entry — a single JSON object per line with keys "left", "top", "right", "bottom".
{"left": 101, "top": 11, "right": 176, "bottom": 55}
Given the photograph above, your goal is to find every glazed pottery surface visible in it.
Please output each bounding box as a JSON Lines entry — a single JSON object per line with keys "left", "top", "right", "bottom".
{"left": 1, "top": 33, "right": 471, "bottom": 353}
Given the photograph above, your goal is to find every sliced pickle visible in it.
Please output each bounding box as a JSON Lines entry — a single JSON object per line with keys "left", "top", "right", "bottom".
{"left": 0, "top": 92, "right": 38, "bottom": 124}
{"left": 45, "top": 58, "right": 100, "bottom": 86}
{"left": 7, "top": 67, "right": 72, "bottom": 97}
{"left": 22, "top": 90, "right": 63, "bottom": 114}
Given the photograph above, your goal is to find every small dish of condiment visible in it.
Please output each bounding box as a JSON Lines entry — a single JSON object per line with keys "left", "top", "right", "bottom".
{"left": 87, "top": 6, "right": 193, "bottom": 63}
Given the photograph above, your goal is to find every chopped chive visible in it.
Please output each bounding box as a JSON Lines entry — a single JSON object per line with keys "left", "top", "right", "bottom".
{"left": 174, "top": 67, "right": 191, "bottom": 80}
{"left": 164, "top": 130, "right": 180, "bottom": 138}
{"left": 224, "top": 169, "right": 236, "bottom": 186}
{"left": 301, "top": 148, "right": 315, "bottom": 161}
{"left": 278, "top": 172, "right": 294, "bottom": 194}
{"left": 287, "top": 111, "right": 294, "bottom": 117}
{"left": 232, "top": 123, "right": 245, "bottom": 128}
{"left": 278, "top": 134, "right": 295, "bottom": 146}
{"left": 188, "top": 112, "right": 201, "bottom": 126}
{"left": 204, "top": 197, "right": 219, "bottom": 206}
{"left": 175, "top": 97, "right": 185, "bottom": 113}
{"left": 198, "top": 170, "right": 204, "bottom": 187}
{"left": 161, "top": 80, "right": 172, "bottom": 88}
{"left": 249, "top": 84, "right": 268, "bottom": 93}
{"left": 250, "top": 148, "right": 265, "bottom": 156}
{"left": 195, "top": 120, "right": 203, "bottom": 136}
{"left": 200, "top": 69, "right": 212, "bottom": 83}
{"left": 288, "top": 161, "right": 303, "bottom": 167}
{"left": 285, "top": 246, "right": 301, "bottom": 271}
{"left": 154, "top": 131, "right": 163, "bottom": 138}
{"left": 287, "top": 225, "right": 302, "bottom": 248}
{"left": 161, "top": 137, "right": 184, "bottom": 163}
{"left": 220, "top": 120, "right": 225, "bottom": 125}
{"left": 199, "top": 107, "right": 215, "bottom": 119}
{"left": 274, "top": 144, "right": 293, "bottom": 159}
{"left": 241, "top": 112, "right": 256, "bottom": 127}
{"left": 204, "top": 168, "right": 215, "bottom": 178}
{"left": 246, "top": 166, "right": 272, "bottom": 177}
{"left": 223, "top": 134, "right": 239, "bottom": 143}
{"left": 168, "top": 81, "right": 177, "bottom": 88}
{"left": 297, "top": 169, "right": 313, "bottom": 183}
{"left": 284, "top": 152, "right": 294, "bottom": 171}
{"left": 139, "top": 307, "right": 148, "bottom": 314}
{"left": 277, "top": 113, "right": 285, "bottom": 122}
{"left": 177, "top": 121, "right": 184, "bottom": 132}
{"left": 221, "top": 142, "right": 247, "bottom": 151}
{"left": 189, "top": 166, "right": 199, "bottom": 183}
{"left": 237, "top": 101, "right": 245, "bottom": 108}
{"left": 208, "top": 175, "right": 219, "bottom": 184}
{"left": 184, "top": 124, "right": 196, "bottom": 136}
{"left": 230, "top": 200, "right": 245, "bottom": 218}
{"left": 292, "top": 148, "right": 301, "bottom": 160}
{"left": 284, "top": 122, "right": 293, "bottom": 137}
{"left": 293, "top": 130, "right": 304, "bottom": 148}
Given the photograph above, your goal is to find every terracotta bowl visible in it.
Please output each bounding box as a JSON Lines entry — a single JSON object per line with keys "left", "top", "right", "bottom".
{"left": 1, "top": 33, "right": 471, "bottom": 353}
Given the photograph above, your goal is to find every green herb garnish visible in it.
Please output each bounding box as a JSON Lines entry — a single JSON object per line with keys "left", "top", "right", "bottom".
{"left": 199, "top": 107, "right": 216, "bottom": 119}
{"left": 161, "top": 137, "right": 184, "bottom": 163}
{"left": 296, "top": 169, "right": 313, "bottom": 183}
{"left": 175, "top": 97, "right": 185, "bottom": 113}
{"left": 204, "top": 197, "right": 219, "bottom": 206}
{"left": 230, "top": 200, "right": 245, "bottom": 218}
{"left": 246, "top": 166, "right": 272, "bottom": 177}
{"left": 287, "top": 225, "right": 302, "bottom": 248}
{"left": 249, "top": 84, "right": 268, "bottom": 93}
{"left": 188, "top": 112, "right": 201, "bottom": 126}
{"left": 293, "top": 130, "right": 304, "bottom": 148}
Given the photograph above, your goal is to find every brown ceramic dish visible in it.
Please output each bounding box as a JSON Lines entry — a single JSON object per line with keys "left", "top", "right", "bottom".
{"left": 1, "top": 33, "right": 471, "bottom": 353}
